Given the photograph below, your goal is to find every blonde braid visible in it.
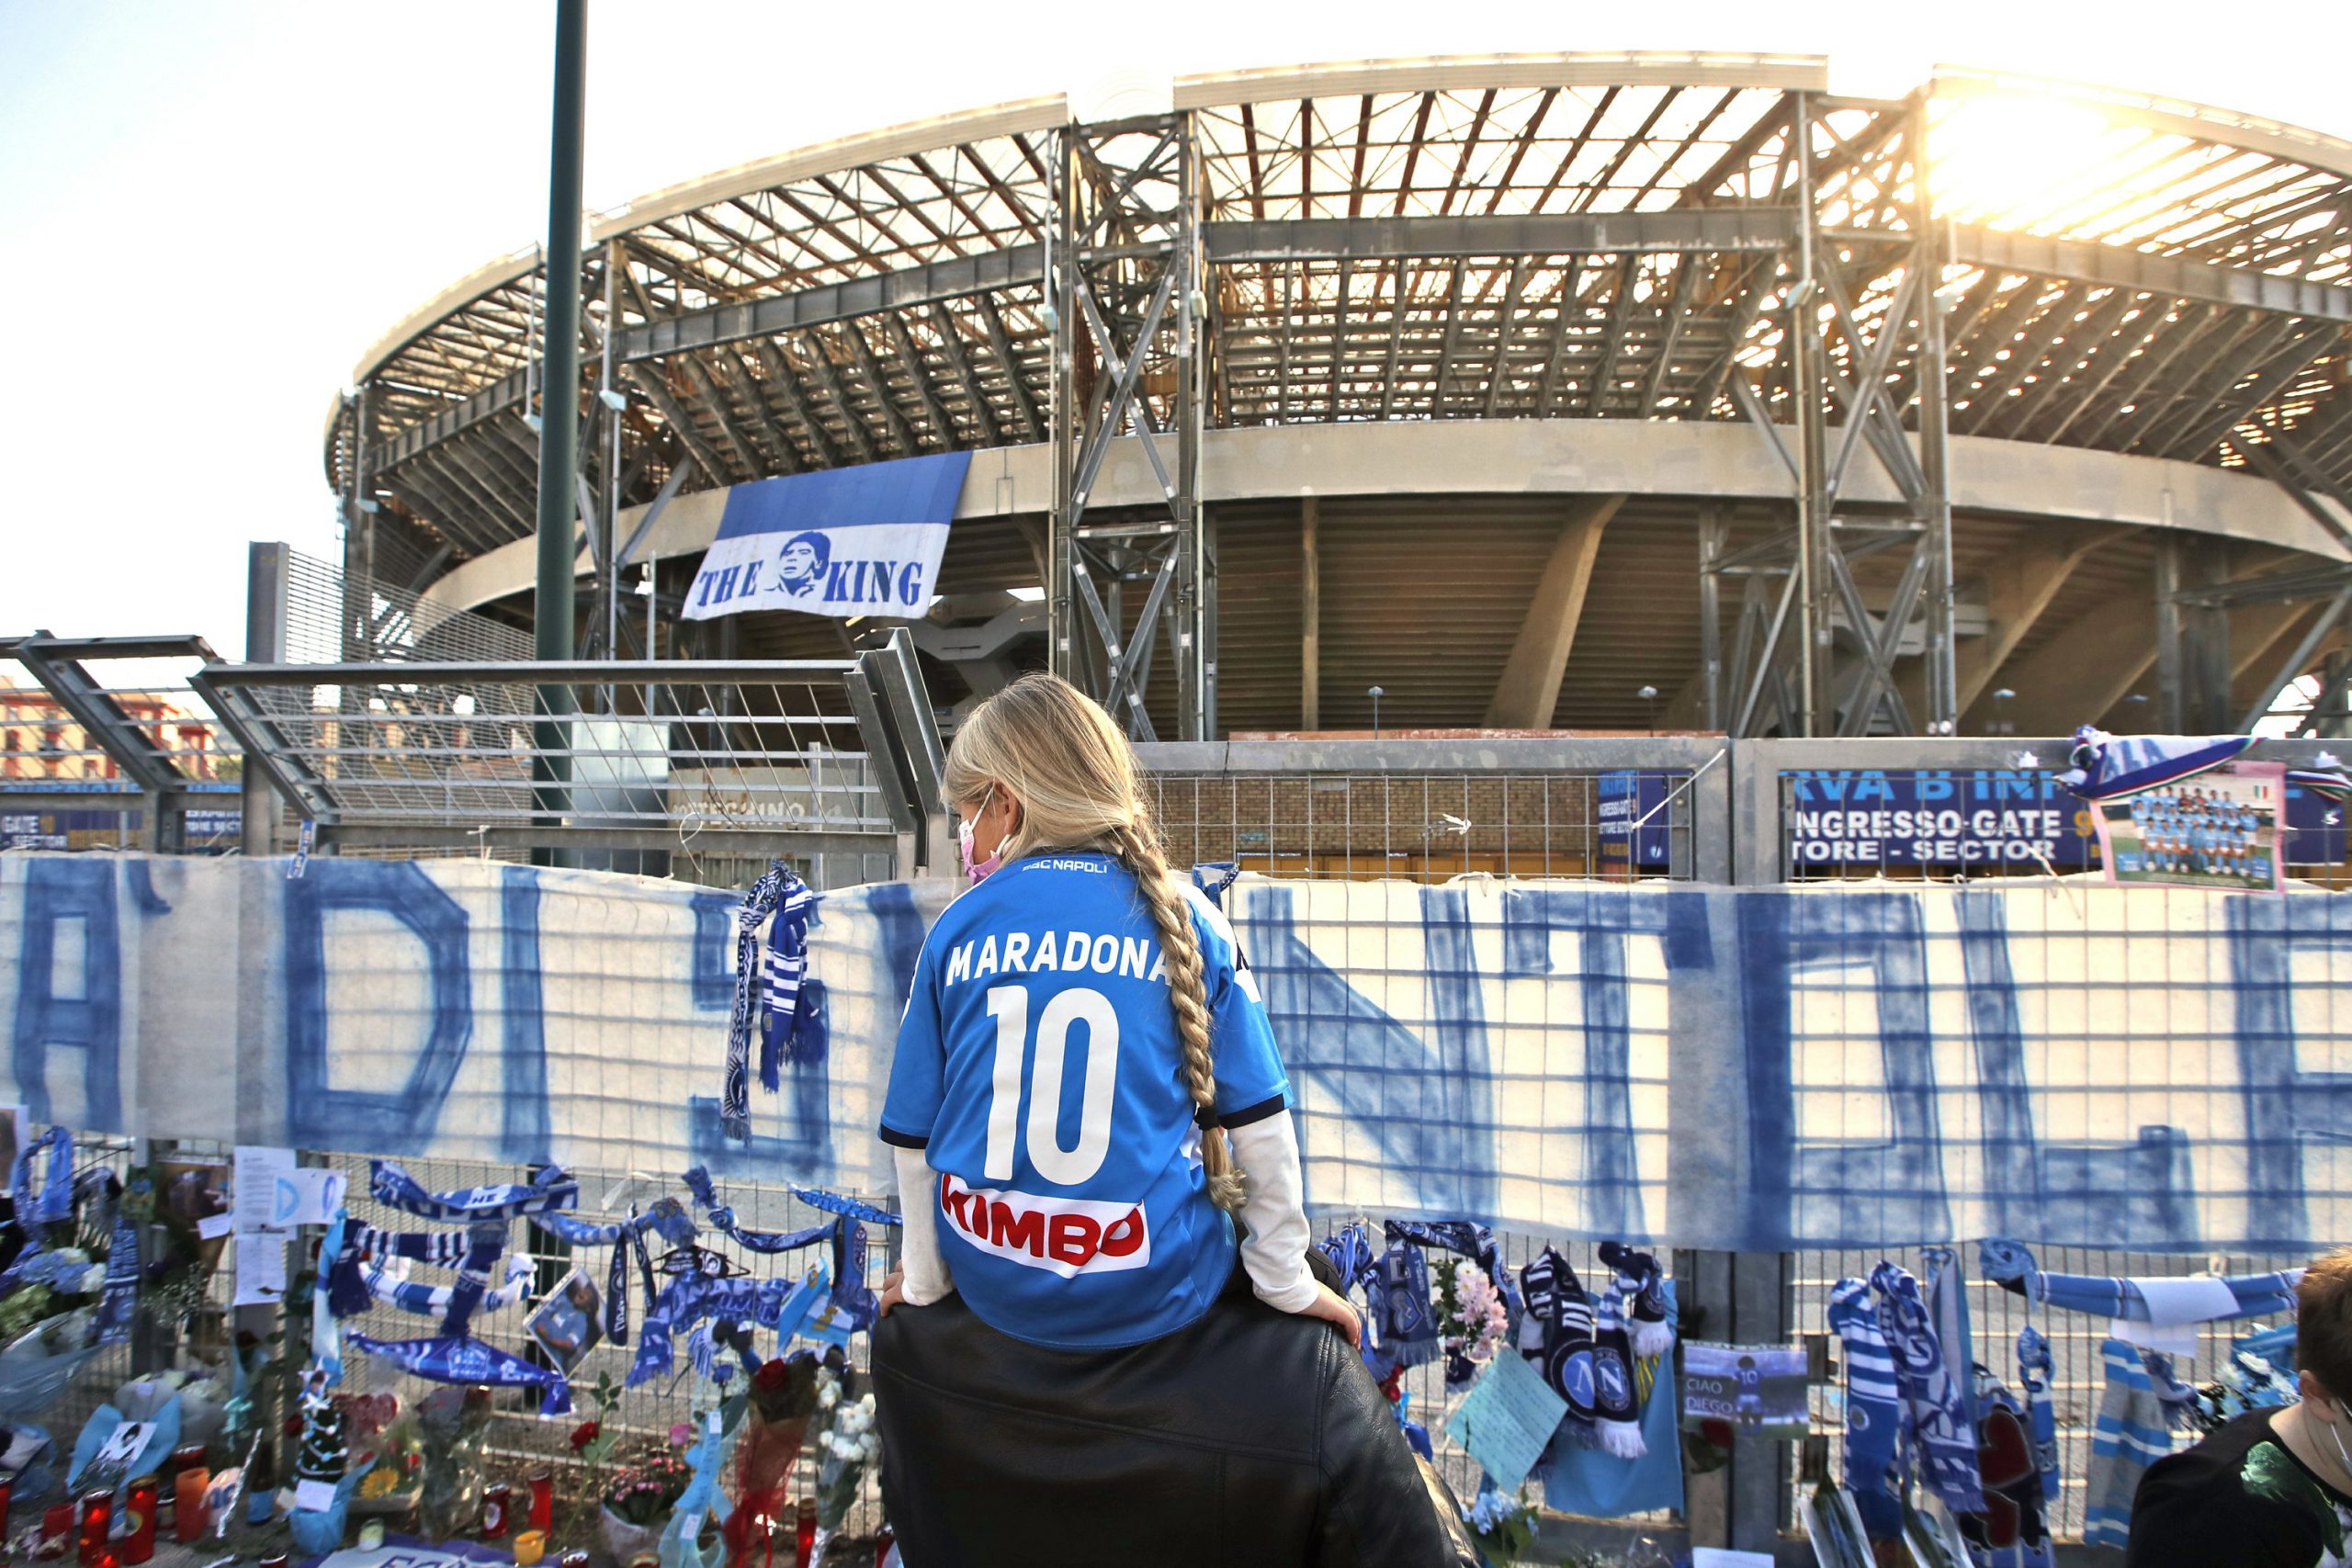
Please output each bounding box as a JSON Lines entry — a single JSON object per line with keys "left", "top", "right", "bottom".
{"left": 1106, "top": 817, "right": 1246, "bottom": 1212}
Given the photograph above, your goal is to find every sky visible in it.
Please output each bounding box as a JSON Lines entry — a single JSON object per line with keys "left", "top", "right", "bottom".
{"left": 1, "top": 0, "right": 2346, "bottom": 660}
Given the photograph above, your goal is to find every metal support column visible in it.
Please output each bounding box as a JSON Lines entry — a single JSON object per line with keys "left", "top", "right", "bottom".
{"left": 1698, "top": 504, "right": 1726, "bottom": 731}
{"left": 533, "top": 0, "right": 586, "bottom": 857}
{"left": 1911, "top": 93, "right": 1959, "bottom": 735}
{"left": 1792, "top": 93, "right": 1833, "bottom": 738}
{"left": 342, "top": 384, "right": 373, "bottom": 661}
{"left": 242, "top": 544, "right": 288, "bottom": 856}
{"left": 2155, "top": 536, "right": 2187, "bottom": 732}
{"left": 597, "top": 237, "right": 623, "bottom": 683}
{"left": 1046, "top": 110, "right": 1211, "bottom": 740}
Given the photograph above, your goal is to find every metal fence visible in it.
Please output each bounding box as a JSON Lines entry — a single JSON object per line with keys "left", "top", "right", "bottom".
{"left": 1138, "top": 737, "right": 1732, "bottom": 884}
{"left": 0, "top": 637, "right": 244, "bottom": 854}
{"left": 25, "top": 1130, "right": 1695, "bottom": 1551}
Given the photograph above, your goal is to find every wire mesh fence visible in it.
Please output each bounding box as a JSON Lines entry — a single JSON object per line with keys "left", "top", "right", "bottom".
{"left": 284, "top": 548, "right": 534, "bottom": 669}
{"left": 1148, "top": 769, "right": 1696, "bottom": 881}
{"left": 1791, "top": 1244, "right": 2307, "bottom": 1544}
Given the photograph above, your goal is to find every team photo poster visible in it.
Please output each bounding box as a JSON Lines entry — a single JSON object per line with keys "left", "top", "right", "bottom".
{"left": 2093, "top": 761, "right": 2284, "bottom": 893}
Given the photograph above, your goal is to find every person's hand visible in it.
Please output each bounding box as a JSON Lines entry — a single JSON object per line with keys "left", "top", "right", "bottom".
{"left": 877, "top": 1267, "right": 908, "bottom": 1318}
{"left": 1296, "top": 1280, "right": 1362, "bottom": 1348}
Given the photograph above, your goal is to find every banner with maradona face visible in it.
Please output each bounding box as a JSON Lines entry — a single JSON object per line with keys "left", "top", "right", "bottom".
{"left": 683, "top": 451, "right": 971, "bottom": 621}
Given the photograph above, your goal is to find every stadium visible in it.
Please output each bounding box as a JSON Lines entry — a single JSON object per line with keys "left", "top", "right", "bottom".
{"left": 6, "top": 39, "right": 2352, "bottom": 1565}
{"left": 326, "top": 52, "right": 2352, "bottom": 745}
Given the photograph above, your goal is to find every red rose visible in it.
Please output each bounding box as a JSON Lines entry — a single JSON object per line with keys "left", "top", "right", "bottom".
{"left": 1701, "top": 1417, "right": 1735, "bottom": 1448}
{"left": 570, "top": 1420, "right": 601, "bottom": 1450}
{"left": 283, "top": 1415, "right": 302, "bottom": 1438}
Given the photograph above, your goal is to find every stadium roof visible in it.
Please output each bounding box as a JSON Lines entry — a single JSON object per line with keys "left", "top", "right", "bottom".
{"left": 325, "top": 55, "right": 2352, "bottom": 726}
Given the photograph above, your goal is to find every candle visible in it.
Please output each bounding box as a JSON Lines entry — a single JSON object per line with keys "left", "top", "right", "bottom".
{"left": 527, "top": 1472, "right": 552, "bottom": 1535}
{"left": 121, "top": 1477, "right": 158, "bottom": 1566}
{"left": 513, "top": 1529, "right": 547, "bottom": 1567}
{"left": 39, "top": 1502, "right": 74, "bottom": 1559}
{"left": 75, "top": 1491, "right": 110, "bottom": 1568}
{"left": 173, "top": 1471, "right": 209, "bottom": 1545}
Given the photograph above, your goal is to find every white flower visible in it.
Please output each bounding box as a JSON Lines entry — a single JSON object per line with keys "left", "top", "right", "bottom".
{"left": 80, "top": 1265, "right": 107, "bottom": 1295}
{"left": 817, "top": 1382, "right": 840, "bottom": 1409}
{"left": 858, "top": 1434, "right": 882, "bottom": 1463}
{"left": 858, "top": 1393, "right": 876, "bottom": 1416}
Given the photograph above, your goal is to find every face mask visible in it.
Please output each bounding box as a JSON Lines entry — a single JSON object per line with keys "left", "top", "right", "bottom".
{"left": 2325, "top": 1403, "right": 2352, "bottom": 1478}
{"left": 958, "top": 786, "right": 1005, "bottom": 885}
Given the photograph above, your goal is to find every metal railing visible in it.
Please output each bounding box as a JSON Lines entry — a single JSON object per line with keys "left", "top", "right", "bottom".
{"left": 0, "top": 635, "right": 245, "bottom": 853}
{"left": 1137, "top": 737, "right": 1734, "bottom": 884}
{"left": 194, "top": 633, "right": 950, "bottom": 886}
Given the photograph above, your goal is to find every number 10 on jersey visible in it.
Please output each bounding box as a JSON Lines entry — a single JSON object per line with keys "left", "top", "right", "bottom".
{"left": 983, "top": 985, "right": 1120, "bottom": 1187}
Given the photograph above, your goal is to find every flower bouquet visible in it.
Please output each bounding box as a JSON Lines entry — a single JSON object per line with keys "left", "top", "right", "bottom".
{"left": 808, "top": 1365, "right": 879, "bottom": 1562}
{"left": 1462, "top": 1482, "right": 1537, "bottom": 1564}
{"left": 601, "top": 1449, "right": 695, "bottom": 1564}
{"left": 724, "top": 1355, "right": 818, "bottom": 1568}
{"left": 413, "top": 1384, "right": 491, "bottom": 1543}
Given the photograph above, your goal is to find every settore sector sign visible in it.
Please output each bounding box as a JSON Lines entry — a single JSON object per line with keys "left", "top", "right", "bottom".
{"left": 1784, "top": 769, "right": 2343, "bottom": 869}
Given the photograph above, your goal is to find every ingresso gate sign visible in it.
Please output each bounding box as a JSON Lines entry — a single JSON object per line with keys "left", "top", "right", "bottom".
{"left": 1783, "top": 768, "right": 2345, "bottom": 869}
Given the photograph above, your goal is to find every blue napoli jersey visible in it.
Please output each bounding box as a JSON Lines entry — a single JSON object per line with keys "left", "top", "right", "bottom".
{"left": 879, "top": 852, "right": 1291, "bottom": 1349}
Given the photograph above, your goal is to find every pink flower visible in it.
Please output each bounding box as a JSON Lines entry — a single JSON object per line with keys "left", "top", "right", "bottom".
{"left": 669, "top": 1423, "right": 694, "bottom": 1448}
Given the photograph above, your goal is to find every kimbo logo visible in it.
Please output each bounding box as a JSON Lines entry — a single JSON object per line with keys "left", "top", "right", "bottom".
{"left": 937, "top": 1172, "right": 1151, "bottom": 1278}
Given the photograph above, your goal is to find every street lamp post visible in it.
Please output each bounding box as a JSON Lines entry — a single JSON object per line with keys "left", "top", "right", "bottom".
{"left": 1368, "top": 685, "right": 1385, "bottom": 739}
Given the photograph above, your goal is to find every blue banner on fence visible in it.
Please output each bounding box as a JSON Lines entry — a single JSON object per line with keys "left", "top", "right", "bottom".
{"left": 1598, "top": 771, "right": 1672, "bottom": 873}
{"left": 10, "top": 854, "right": 2352, "bottom": 1253}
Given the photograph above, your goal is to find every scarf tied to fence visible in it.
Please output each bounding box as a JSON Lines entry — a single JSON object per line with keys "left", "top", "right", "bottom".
{"left": 1871, "top": 1260, "right": 1986, "bottom": 1517}
{"left": 1979, "top": 1237, "right": 2301, "bottom": 1323}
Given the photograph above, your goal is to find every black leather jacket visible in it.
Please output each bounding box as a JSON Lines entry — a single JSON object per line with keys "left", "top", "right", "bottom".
{"left": 872, "top": 1254, "right": 1479, "bottom": 1567}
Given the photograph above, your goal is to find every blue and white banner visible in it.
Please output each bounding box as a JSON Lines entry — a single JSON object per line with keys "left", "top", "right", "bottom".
{"left": 683, "top": 452, "right": 971, "bottom": 621}
{"left": 11, "top": 855, "right": 2352, "bottom": 1253}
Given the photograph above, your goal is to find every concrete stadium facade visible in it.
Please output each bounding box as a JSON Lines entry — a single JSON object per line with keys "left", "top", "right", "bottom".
{"left": 327, "top": 54, "right": 2352, "bottom": 739}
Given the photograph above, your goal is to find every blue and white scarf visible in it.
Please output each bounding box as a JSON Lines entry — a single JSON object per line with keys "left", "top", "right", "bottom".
{"left": 831, "top": 1218, "right": 877, "bottom": 1332}
{"left": 628, "top": 1267, "right": 831, "bottom": 1387}
{"left": 361, "top": 1252, "right": 535, "bottom": 1320}
{"left": 368, "top": 1160, "right": 577, "bottom": 1222}
{"left": 345, "top": 1331, "right": 571, "bottom": 1416}
{"left": 1374, "top": 1243, "right": 1442, "bottom": 1371}
{"left": 1599, "top": 1241, "right": 1674, "bottom": 1362}
{"left": 94, "top": 1183, "right": 140, "bottom": 1347}
{"left": 1922, "top": 1247, "right": 1980, "bottom": 1449}
{"left": 2083, "top": 1337, "right": 2174, "bottom": 1548}
{"left": 529, "top": 1196, "right": 696, "bottom": 1249}
{"left": 1871, "top": 1261, "right": 1986, "bottom": 1517}
{"left": 2056, "top": 728, "right": 2257, "bottom": 800}
{"left": 1384, "top": 1218, "right": 1512, "bottom": 1306}
{"left": 722, "top": 863, "right": 793, "bottom": 1140}
{"left": 2016, "top": 1326, "right": 2062, "bottom": 1523}
{"left": 680, "top": 1167, "right": 833, "bottom": 1254}
{"left": 1827, "top": 1277, "right": 1902, "bottom": 1512}
{"left": 312, "top": 1208, "right": 347, "bottom": 1387}
{"left": 761, "top": 873, "right": 827, "bottom": 1083}
{"left": 1980, "top": 1238, "right": 2300, "bottom": 1322}
{"left": 786, "top": 1185, "right": 899, "bottom": 1227}
{"left": 11, "top": 1126, "right": 73, "bottom": 1229}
